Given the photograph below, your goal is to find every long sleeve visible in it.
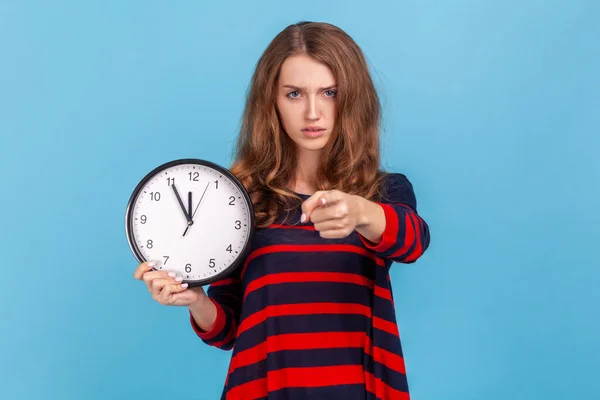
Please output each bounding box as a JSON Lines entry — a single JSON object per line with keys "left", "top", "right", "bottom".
{"left": 359, "top": 173, "right": 431, "bottom": 263}
{"left": 189, "top": 267, "right": 242, "bottom": 351}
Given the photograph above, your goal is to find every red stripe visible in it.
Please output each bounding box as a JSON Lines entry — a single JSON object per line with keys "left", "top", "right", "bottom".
{"left": 210, "top": 278, "right": 238, "bottom": 287}
{"left": 229, "top": 341, "right": 267, "bottom": 374}
{"left": 365, "top": 371, "right": 410, "bottom": 400}
{"left": 237, "top": 302, "right": 372, "bottom": 336}
{"left": 404, "top": 213, "right": 424, "bottom": 262}
{"left": 268, "top": 332, "right": 367, "bottom": 351}
{"left": 210, "top": 313, "right": 237, "bottom": 348}
{"left": 192, "top": 298, "right": 226, "bottom": 340}
{"left": 391, "top": 212, "right": 415, "bottom": 258}
{"left": 228, "top": 331, "right": 407, "bottom": 376}
{"left": 373, "top": 316, "right": 400, "bottom": 337}
{"left": 244, "top": 272, "right": 374, "bottom": 300}
{"left": 379, "top": 203, "right": 400, "bottom": 252}
{"left": 241, "top": 244, "right": 385, "bottom": 279}
{"left": 358, "top": 202, "right": 399, "bottom": 253}
{"left": 374, "top": 285, "right": 392, "bottom": 301}
{"left": 268, "top": 224, "right": 316, "bottom": 230}
{"left": 226, "top": 377, "right": 266, "bottom": 400}
{"left": 229, "top": 332, "right": 367, "bottom": 374}
{"left": 243, "top": 271, "right": 391, "bottom": 302}
{"left": 369, "top": 343, "right": 406, "bottom": 374}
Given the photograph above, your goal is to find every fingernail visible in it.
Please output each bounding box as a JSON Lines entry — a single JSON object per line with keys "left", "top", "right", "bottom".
{"left": 300, "top": 213, "right": 306, "bottom": 223}
{"left": 181, "top": 283, "right": 188, "bottom": 289}
{"left": 176, "top": 276, "right": 183, "bottom": 282}
{"left": 148, "top": 261, "right": 156, "bottom": 267}
{"left": 168, "top": 272, "right": 176, "bottom": 278}
{"left": 321, "top": 198, "right": 326, "bottom": 205}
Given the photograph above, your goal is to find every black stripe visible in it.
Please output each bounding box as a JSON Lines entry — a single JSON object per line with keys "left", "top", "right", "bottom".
{"left": 242, "top": 280, "right": 375, "bottom": 316}
{"left": 234, "top": 312, "right": 405, "bottom": 358}
{"left": 371, "top": 295, "right": 398, "bottom": 327}
{"left": 257, "top": 384, "right": 373, "bottom": 400}
{"left": 202, "top": 306, "right": 234, "bottom": 349}
{"left": 241, "top": 250, "right": 391, "bottom": 287}
{"left": 234, "top": 313, "right": 372, "bottom": 352}
{"left": 245, "top": 249, "right": 379, "bottom": 277}
{"left": 252, "top": 225, "right": 368, "bottom": 248}
{"left": 372, "top": 328, "right": 404, "bottom": 358}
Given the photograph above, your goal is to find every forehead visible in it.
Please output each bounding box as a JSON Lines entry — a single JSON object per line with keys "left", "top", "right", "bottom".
{"left": 278, "top": 54, "right": 336, "bottom": 87}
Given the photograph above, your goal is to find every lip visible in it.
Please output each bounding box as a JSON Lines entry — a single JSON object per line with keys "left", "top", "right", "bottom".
{"left": 301, "top": 126, "right": 326, "bottom": 138}
{"left": 302, "top": 126, "right": 326, "bottom": 132}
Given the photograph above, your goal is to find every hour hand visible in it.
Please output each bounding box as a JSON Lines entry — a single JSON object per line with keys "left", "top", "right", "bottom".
{"left": 183, "top": 182, "right": 209, "bottom": 236}
{"left": 171, "top": 183, "right": 192, "bottom": 223}
{"left": 188, "top": 191, "right": 192, "bottom": 221}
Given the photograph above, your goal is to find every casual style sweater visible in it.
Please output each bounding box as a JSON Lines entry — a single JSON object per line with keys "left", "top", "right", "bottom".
{"left": 190, "top": 173, "right": 431, "bottom": 400}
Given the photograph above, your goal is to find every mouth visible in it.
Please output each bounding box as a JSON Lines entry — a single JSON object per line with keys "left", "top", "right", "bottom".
{"left": 302, "top": 126, "right": 326, "bottom": 132}
{"left": 301, "top": 126, "right": 326, "bottom": 138}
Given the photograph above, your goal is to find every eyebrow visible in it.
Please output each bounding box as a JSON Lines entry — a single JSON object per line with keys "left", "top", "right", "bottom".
{"left": 282, "top": 84, "right": 337, "bottom": 91}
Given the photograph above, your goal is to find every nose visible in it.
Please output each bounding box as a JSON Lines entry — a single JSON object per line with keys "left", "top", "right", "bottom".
{"left": 305, "top": 96, "right": 320, "bottom": 120}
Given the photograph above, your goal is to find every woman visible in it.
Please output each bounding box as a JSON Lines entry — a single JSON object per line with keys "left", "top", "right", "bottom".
{"left": 134, "top": 21, "right": 431, "bottom": 400}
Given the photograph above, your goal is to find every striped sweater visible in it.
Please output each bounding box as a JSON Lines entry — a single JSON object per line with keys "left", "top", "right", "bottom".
{"left": 190, "top": 173, "right": 431, "bottom": 399}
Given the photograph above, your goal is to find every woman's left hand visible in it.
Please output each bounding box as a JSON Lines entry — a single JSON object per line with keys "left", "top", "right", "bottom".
{"left": 301, "top": 190, "right": 365, "bottom": 239}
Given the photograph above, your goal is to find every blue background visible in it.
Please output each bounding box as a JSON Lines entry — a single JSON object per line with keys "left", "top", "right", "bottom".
{"left": 1, "top": 0, "right": 598, "bottom": 399}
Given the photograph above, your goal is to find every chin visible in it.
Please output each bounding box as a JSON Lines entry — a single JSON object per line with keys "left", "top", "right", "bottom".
{"left": 294, "top": 137, "right": 329, "bottom": 152}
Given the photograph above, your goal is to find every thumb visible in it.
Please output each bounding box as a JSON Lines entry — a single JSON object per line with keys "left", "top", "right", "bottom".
{"left": 301, "top": 191, "right": 327, "bottom": 223}
{"left": 172, "top": 285, "right": 206, "bottom": 306}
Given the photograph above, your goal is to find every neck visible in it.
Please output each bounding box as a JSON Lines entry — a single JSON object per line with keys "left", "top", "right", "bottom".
{"left": 293, "top": 149, "right": 321, "bottom": 194}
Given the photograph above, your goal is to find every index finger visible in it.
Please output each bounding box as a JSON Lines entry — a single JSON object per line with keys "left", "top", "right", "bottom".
{"left": 133, "top": 260, "right": 156, "bottom": 280}
{"left": 300, "top": 191, "right": 328, "bottom": 222}
{"left": 301, "top": 190, "right": 345, "bottom": 222}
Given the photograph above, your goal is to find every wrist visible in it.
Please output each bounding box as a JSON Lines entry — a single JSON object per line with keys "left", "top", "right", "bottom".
{"left": 188, "top": 293, "right": 218, "bottom": 333}
{"left": 353, "top": 195, "right": 373, "bottom": 228}
{"left": 353, "top": 195, "right": 386, "bottom": 244}
{"left": 188, "top": 292, "right": 210, "bottom": 313}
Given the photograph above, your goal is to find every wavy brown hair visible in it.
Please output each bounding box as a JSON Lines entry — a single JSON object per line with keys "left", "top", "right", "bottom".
{"left": 230, "top": 21, "right": 387, "bottom": 228}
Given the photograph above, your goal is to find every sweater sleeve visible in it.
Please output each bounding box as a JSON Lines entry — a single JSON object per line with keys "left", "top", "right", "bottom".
{"left": 189, "top": 267, "right": 242, "bottom": 351}
{"left": 358, "top": 173, "right": 431, "bottom": 263}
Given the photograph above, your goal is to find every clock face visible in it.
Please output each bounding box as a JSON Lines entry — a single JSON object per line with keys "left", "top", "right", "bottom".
{"left": 125, "top": 159, "right": 254, "bottom": 286}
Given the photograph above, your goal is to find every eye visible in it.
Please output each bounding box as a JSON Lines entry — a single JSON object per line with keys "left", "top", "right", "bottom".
{"left": 324, "top": 89, "right": 337, "bottom": 98}
{"left": 286, "top": 90, "right": 301, "bottom": 99}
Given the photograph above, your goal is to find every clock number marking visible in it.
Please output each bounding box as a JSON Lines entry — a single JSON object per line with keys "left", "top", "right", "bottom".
{"left": 229, "top": 196, "right": 235, "bottom": 205}
{"left": 226, "top": 245, "right": 232, "bottom": 253}
{"left": 163, "top": 256, "right": 169, "bottom": 265}
{"left": 214, "top": 180, "right": 219, "bottom": 189}
{"left": 147, "top": 239, "right": 153, "bottom": 249}
{"left": 188, "top": 172, "right": 199, "bottom": 181}
{"left": 150, "top": 192, "right": 161, "bottom": 201}
{"left": 185, "top": 263, "right": 192, "bottom": 273}
{"left": 141, "top": 215, "right": 147, "bottom": 224}
{"left": 209, "top": 259, "right": 216, "bottom": 268}
{"left": 167, "top": 177, "right": 175, "bottom": 186}
{"left": 235, "top": 220, "right": 241, "bottom": 230}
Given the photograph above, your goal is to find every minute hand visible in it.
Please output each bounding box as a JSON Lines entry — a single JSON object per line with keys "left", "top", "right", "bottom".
{"left": 192, "top": 182, "right": 210, "bottom": 220}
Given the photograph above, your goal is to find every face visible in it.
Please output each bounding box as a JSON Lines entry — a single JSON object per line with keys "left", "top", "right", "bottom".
{"left": 275, "top": 53, "right": 337, "bottom": 154}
